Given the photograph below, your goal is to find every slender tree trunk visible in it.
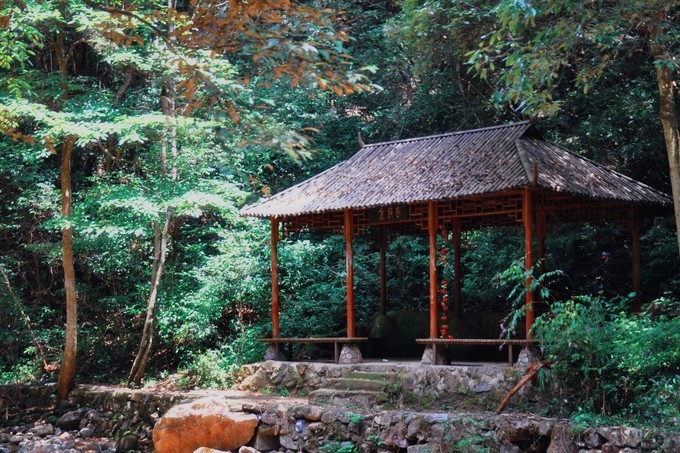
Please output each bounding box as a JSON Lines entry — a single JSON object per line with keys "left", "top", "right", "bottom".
{"left": 128, "top": 71, "right": 178, "bottom": 386}
{"left": 57, "top": 138, "right": 77, "bottom": 398}
{"left": 128, "top": 207, "right": 171, "bottom": 386}
{"left": 655, "top": 62, "right": 680, "bottom": 253}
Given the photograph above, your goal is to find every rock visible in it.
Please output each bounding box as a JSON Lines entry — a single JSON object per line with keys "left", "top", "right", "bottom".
{"left": 301, "top": 405, "right": 322, "bottom": 421}
{"left": 321, "top": 411, "right": 337, "bottom": 424}
{"left": 661, "top": 435, "right": 680, "bottom": 452}
{"left": 194, "top": 448, "right": 230, "bottom": 453}
{"left": 601, "top": 443, "right": 620, "bottom": 453}
{"left": 263, "top": 344, "right": 287, "bottom": 361}
{"left": 153, "top": 397, "right": 258, "bottom": 453}
{"left": 9, "top": 435, "right": 22, "bottom": 444}
{"left": 500, "top": 443, "right": 521, "bottom": 453}
{"left": 406, "top": 417, "right": 421, "bottom": 440}
{"left": 547, "top": 425, "right": 576, "bottom": 453}
{"left": 339, "top": 344, "right": 363, "bottom": 364}
{"left": 406, "top": 445, "right": 431, "bottom": 453}
{"left": 420, "top": 345, "right": 447, "bottom": 365}
{"left": 250, "top": 430, "right": 280, "bottom": 451}
{"left": 279, "top": 435, "right": 298, "bottom": 450}
{"left": 582, "top": 428, "right": 605, "bottom": 448}
{"left": 79, "top": 427, "right": 94, "bottom": 439}
{"left": 30, "top": 423, "right": 54, "bottom": 437}
{"left": 473, "top": 383, "right": 492, "bottom": 393}
{"left": 117, "top": 433, "right": 138, "bottom": 452}
{"left": 239, "top": 447, "right": 261, "bottom": 453}
{"left": 56, "top": 409, "right": 84, "bottom": 431}
{"left": 596, "top": 427, "right": 641, "bottom": 448}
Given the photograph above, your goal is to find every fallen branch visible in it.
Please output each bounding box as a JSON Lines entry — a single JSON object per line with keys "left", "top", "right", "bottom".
{"left": 496, "top": 360, "right": 549, "bottom": 415}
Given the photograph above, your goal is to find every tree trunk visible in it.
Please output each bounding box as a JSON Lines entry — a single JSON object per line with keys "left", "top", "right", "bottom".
{"left": 653, "top": 40, "right": 680, "bottom": 254}
{"left": 128, "top": 73, "right": 177, "bottom": 386}
{"left": 57, "top": 138, "right": 77, "bottom": 398}
{"left": 128, "top": 207, "right": 172, "bottom": 386}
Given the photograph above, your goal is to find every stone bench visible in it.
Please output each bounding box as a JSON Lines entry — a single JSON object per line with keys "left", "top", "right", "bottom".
{"left": 416, "top": 338, "right": 537, "bottom": 365}
{"left": 260, "top": 337, "right": 369, "bottom": 364}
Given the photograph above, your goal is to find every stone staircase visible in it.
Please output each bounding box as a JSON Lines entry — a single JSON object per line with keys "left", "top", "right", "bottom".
{"left": 308, "top": 371, "right": 396, "bottom": 408}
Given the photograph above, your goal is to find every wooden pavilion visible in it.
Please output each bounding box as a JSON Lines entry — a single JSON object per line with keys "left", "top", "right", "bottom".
{"left": 239, "top": 122, "right": 671, "bottom": 364}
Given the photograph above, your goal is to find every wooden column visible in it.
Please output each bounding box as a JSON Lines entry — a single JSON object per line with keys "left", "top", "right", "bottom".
{"left": 452, "top": 218, "right": 462, "bottom": 318}
{"left": 523, "top": 188, "right": 535, "bottom": 339}
{"left": 631, "top": 206, "right": 641, "bottom": 312}
{"left": 344, "top": 208, "right": 355, "bottom": 337}
{"left": 270, "top": 217, "right": 280, "bottom": 338}
{"left": 379, "top": 225, "right": 387, "bottom": 316}
{"left": 428, "top": 201, "right": 438, "bottom": 338}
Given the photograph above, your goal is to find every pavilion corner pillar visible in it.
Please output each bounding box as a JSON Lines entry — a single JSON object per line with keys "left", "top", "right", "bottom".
{"left": 344, "top": 208, "right": 355, "bottom": 338}
{"left": 428, "top": 201, "right": 438, "bottom": 338}
{"left": 523, "top": 188, "right": 535, "bottom": 339}
{"left": 630, "top": 206, "right": 641, "bottom": 312}
{"left": 270, "top": 217, "right": 280, "bottom": 338}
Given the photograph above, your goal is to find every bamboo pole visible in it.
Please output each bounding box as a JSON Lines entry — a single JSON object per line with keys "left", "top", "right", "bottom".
{"left": 344, "top": 209, "right": 355, "bottom": 337}
{"left": 428, "top": 201, "right": 438, "bottom": 338}
{"left": 271, "top": 217, "right": 280, "bottom": 338}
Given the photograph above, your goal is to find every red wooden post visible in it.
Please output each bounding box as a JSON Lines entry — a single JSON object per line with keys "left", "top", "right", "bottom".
{"left": 452, "top": 218, "right": 462, "bottom": 318}
{"left": 631, "top": 206, "right": 641, "bottom": 312}
{"left": 428, "top": 201, "right": 438, "bottom": 338}
{"left": 270, "top": 217, "right": 280, "bottom": 338}
{"left": 344, "top": 208, "right": 355, "bottom": 337}
{"left": 523, "top": 188, "right": 535, "bottom": 339}
{"left": 379, "top": 225, "right": 387, "bottom": 316}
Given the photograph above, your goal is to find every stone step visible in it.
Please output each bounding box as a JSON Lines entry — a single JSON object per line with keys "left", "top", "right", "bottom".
{"left": 342, "top": 371, "right": 395, "bottom": 381}
{"left": 308, "top": 389, "right": 389, "bottom": 408}
{"left": 325, "top": 378, "right": 387, "bottom": 392}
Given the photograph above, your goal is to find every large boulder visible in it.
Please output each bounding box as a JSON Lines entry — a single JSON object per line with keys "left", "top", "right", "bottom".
{"left": 153, "top": 397, "right": 258, "bottom": 453}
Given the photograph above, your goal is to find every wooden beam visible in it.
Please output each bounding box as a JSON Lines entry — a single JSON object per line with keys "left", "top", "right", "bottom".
{"left": 344, "top": 208, "right": 355, "bottom": 338}
{"left": 523, "top": 188, "right": 535, "bottom": 339}
{"left": 631, "top": 206, "right": 641, "bottom": 312}
{"left": 271, "top": 217, "right": 280, "bottom": 338}
{"left": 379, "top": 225, "right": 387, "bottom": 316}
{"left": 428, "top": 201, "right": 438, "bottom": 338}
{"left": 452, "top": 218, "right": 462, "bottom": 318}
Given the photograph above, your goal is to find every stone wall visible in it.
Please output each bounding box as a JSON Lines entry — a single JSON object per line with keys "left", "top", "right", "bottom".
{"left": 236, "top": 360, "right": 523, "bottom": 397}
{"left": 2, "top": 382, "right": 679, "bottom": 452}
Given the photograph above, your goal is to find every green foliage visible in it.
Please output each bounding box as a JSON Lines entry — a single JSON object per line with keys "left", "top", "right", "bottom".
{"left": 534, "top": 295, "right": 680, "bottom": 425}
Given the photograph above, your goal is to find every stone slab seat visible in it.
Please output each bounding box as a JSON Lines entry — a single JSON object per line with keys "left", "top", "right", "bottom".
{"left": 416, "top": 338, "right": 538, "bottom": 365}
{"left": 260, "top": 337, "right": 368, "bottom": 363}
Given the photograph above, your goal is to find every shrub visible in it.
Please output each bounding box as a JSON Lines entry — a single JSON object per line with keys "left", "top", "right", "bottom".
{"left": 534, "top": 295, "right": 680, "bottom": 425}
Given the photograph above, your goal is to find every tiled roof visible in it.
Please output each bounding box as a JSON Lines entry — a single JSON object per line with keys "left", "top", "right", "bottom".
{"left": 240, "top": 122, "right": 671, "bottom": 218}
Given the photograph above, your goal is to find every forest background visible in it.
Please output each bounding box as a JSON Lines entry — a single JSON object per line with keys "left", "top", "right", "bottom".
{"left": 1, "top": 0, "right": 679, "bottom": 427}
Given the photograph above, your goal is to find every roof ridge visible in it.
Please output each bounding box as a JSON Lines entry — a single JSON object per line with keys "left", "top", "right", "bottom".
{"left": 514, "top": 139, "right": 534, "bottom": 185}
{"left": 362, "top": 121, "right": 532, "bottom": 149}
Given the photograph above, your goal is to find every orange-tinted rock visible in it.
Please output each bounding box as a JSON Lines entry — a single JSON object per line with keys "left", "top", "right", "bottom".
{"left": 153, "top": 397, "right": 258, "bottom": 453}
